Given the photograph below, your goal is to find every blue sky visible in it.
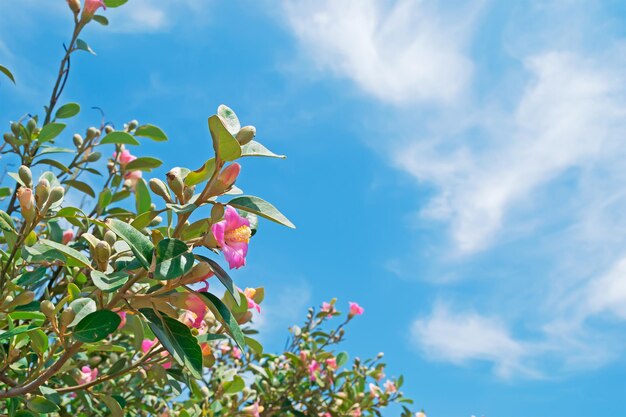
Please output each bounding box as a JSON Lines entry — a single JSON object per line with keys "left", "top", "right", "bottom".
{"left": 2, "top": 0, "right": 626, "bottom": 416}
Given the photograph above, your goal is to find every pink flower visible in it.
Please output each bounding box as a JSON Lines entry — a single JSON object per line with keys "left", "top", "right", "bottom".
{"left": 319, "top": 414, "right": 332, "bottom": 417}
{"left": 219, "top": 344, "right": 231, "bottom": 355}
{"left": 308, "top": 360, "right": 320, "bottom": 381}
{"left": 243, "top": 287, "right": 261, "bottom": 313}
{"left": 141, "top": 338, "right": 158, "bottom": 354}
{"left": 82, "top": 0, "right": 105, "bottom": 20}
{"left": 184, "top": 294, "right": 208, "bottom": 328}
{"left": 211, "top": 206, "right": 251, "bottom": 269}
{"left": 384, "top": 380, "right": 397, "bottom": 393}
{"left": 232, "top": 347, "right": 242, "bottom": 359}
{"left": 113, "top": 149, "right": 137, "bottom": 166}
{"left": 321, "top": 301, "right": 335, "bottom": 318}
{"left": 124, "top": 169, "right": 142, "bottom": 190}
{"left": 243, "top": 401, "right": 263, "bottom": 417}
{"left": 62, "top": 229, "right": 74, "bottom": 245}
{"left": 369, "top": 383, "right": 382, "bottom": 398}
{"left": 325, "top": 357, "right": 337, "bottom": 370}
{"left": 351, "top": 407, "right": 362, "bottom": 417}
{"left": 348, "top": 302, "right": 364, "bottom": 317}
{"left": 299, "top": 350, "right": 309, "bottom": 363}
{"left": 117, "top": 311, "right": 127, "bottom": 329}
{"left": 77, "top": 365, "right": 98, "bottom": 385}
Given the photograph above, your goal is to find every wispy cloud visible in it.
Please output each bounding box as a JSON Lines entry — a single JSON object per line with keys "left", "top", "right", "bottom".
{"left": 282, "top": 0, "right": 482, "bottom": 105}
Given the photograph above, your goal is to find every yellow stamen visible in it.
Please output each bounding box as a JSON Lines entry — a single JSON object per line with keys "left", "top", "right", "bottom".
{"left": 225, "top": 225, "right": 251, "bottom": 243}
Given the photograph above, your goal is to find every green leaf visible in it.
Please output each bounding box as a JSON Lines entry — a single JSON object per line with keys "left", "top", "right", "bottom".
{"left": 185, "top": 158, "right": 215, "bottom": 186}
{"left": 195, "top": 255, "right": 240, "bottom": 304}
{"left": 134, "top": 178, "right": 151, "bottom": 214}
{"left": 0, "top": 210, "right": 15, "bottom": 232}
{"left": 241, "top": 141, "right": 286, "bottom": 159}
{"left": 75, "top": 38, "right": 96, "bottom": 55}
{"left": 64, "top": 179, "right": 96, "bottom": 198}
{"left": 37, "top": 146, "right": 74, "bottom": 156}
{"left": 0, "top": 325, "right": 33, "bottom": 341}
{"left": 38, "top": 123, "right": 66, "bottom": 143}
{"left": 39, "top": 239, "right": 91, "bottom": 268}
{"left": 104, "top": 0, "right": 127, "bottom": 7}
{"left": 209, "top": 115, "right": 241, "bottom": 162}
{"left": 101, "top": 131, "right": 139, "bottom": 146}
{"left": 91, "top": 271, "right": 128, "bottom": 293}
{"left": 0, "top": 64, "right": 15, "bottom": 84}
{"left": 68, "top": 298, "right": 97, "bottom": 327}
{"left": 140, "top": 308, "right": 203, "bottom": 379}
{"left": 98, "top": 188, "right": 112, "bottom": 212}
{"left": 15, "top": 267, "right": 47, "bottom": 286}
{"left": 92, "top": 15, "right": 109, "bottom": 26}
{"left": 165, "top": 202, "right": 197, "bottom": 214}
{"left": 196, "top": 292, "right": 245, "bottom": 350}
{"left": 26, "top": 396, "right": 59, "bottom": 414}
{"left": 55, "top": 103, "right": 80, "bottom": 119}
{"left": 34, "top": 158, "right": 70, "bottom": 173}
{"left": 0, "top": 186, "right": 11, "bottom": 199}
{"left": 134, "top": 124, "right": 167, "bottom": 142}
{"left": 336, "top": 351, "right": 349, "bottom": 367}
{"left": 217, "top": 104, "right": 240, "bottom": 135}
{"left": 227, "top": 195, "right": 295, "bottom": 229}
{"left": 73, "top": 310, "right": 120, "bottom": 342}
{"left": 124, "top": 156, "right": 162, "bottom": 171}
{"left": 154, "top": 239, "right": 194, "bottom": 280}
{"left": 103, "top": 218, "right": 154, "bottom": 269}
{"left": 29, "top": 329, "right": 49, "bottom": 354}
{"left": 101, "top": 395, "right": 123, "bottom": 417}
{"left": 223, "top": 375, "right": 245, "bottom": 394}
{"left": 244, "top": 337, "right": 263, "bottom": 356}
{"left": 130, "top": 210, "right": 159, "bottom": 229}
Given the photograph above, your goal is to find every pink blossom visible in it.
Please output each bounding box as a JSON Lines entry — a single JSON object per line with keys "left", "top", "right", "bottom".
{"left": 83, "top": 0, "right": 105, "bottom": 16}
{"left": 308, "top": 360, "right": 320, "bottom": 381}
{"left": 321, "top": 301, "right": 335, "bottom": 318}
{"left": 141, "top": 338, "right": 158, "bottom": 354}
{"left": 219, "top": 344, "right": 231, "bottom": 355}
{"left": 384, "top": 379, "right": 397, "bottom": 393}
{"left": 211, "top": 206, "right": 251, "bottom": 269}
{"left": 348, "top": 302, "right": 364, "bottom": 317}
{"left": 351, "top": 407, "right": 362, "bottom": 417}
{"left": 184, "top": 294, "right": 208, "bottom": 329}
{"left": 62, "top": 229, "right": 74, "bottom": 244}
{"left": 243, "top": 401, "right": 263, "bottom": 417}
{"left": 325, "top": 357, "right": 337, "bottom": 370}
{"left": 369, "top": 383, "right": 382, "bottom": 398}
{"left": 299, "top": 350, "right": 309, "bottom": 363}
{"left": 117, "top": 311, "right": 127, "bottom": 329}
{"left": 243, "top": 287, "right": 261, "bottom": 313}
{"left": 113, "top": 149, "right": 137, "bottom": 166}
{"left": 232, "top": 347, "right": 242, "bottom": 359}
{"left": 124, "top": 169, "right": 142, "bottom": 190}
{"left": 77, "top": 365, "right": 98, "bottom": 385}
{"left": 319, "top": 414, "right": 332, "bottom": 417}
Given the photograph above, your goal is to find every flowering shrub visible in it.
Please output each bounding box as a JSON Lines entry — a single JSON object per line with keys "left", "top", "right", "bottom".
{"left": 0, "top": 1, "right": 424, "bottom": 416}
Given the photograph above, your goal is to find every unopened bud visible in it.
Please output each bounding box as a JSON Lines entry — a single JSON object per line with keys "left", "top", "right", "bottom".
{"left": 26, "top": 118, "right": 37, "bottom": 133}
{"left": 103, "top": 230, "right": 116, "bottom": 247}
{"left": 86, "top": 152, "right": 101, "bottom": 162}
{"left": 18, "top": 165, "right": 32, "bottom": 187}
{"left": 60, "top": 308, "right": 76, "bottom": 328}
{"left": 86, "top": 127, "right": 98, "bottom": 140}
{"left": 149, "top": 216, "right": 162, "bottom": 227}
{"left": 9, "top": 291, "right": 35, "bottom": 308}
{"left": 67, "top": 0, "right": 81, "bottom": 14}
{"left": 94, "top": 241, "right": 111, "bottom": 269}
{"left": 149, "top": 178, "right": 172, "bottom": 202}
{"left": 128, "top": 120, "right": 138, "bottom": 130}
{"left": 73, "top": 133, "right": 83, "bottom": 148}
{"left": 217, "top": 163, "right": 240, "bottom": 188}
{"left": 48, "top": 186, "right": 65, "bottom": 205}
{"left": 166, "top": 168, "right": 184, "bottom": 201}
{"left": 10, "top": 122, "right": 20, "bottom": 136}
{"left": 3, "top": 133, "right": 16, "bottom": 145}
{"left": 17, "top": 187, "right": 36, "bottom": 222}
{"left": 40, "top": 300, "right": 55, "bottom": 317}
{"left": 104, "top": 125, "right": 114, "bottom": 134}
{"left": 236, "top": 126, "right": 256, "bottom": 145}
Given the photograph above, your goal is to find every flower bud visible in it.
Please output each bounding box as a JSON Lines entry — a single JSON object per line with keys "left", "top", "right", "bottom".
{"left": 166, "top": 168, "right": 184, "bottom": 201}
{"left": 104, "top": 125, "right": 114, "bottom": 134}
{"left": 18, "top": 166, "right": 32, "bottom": 188}
{"left": 10, "top": 122, "right": 20, "bottom": 136}
{"left": 103, "top": 230, "right": 117, "bottom": 247}
{"left": 67, "top": 0, "right": 81, "bottom": 14}
{"left": 149, "top": 178, "right": 172, "bottom": 202}
{"left": 80, "top": 0, "right": 105, "bottom": 23}
{"left": 40, "top": 300, "right": 55, "bottom": 317}
{"left": 47, "top": 186, "right": 65, "bottom": 205}
{"left": 86, "top": 152, "right": 101, "bottom": 162}
{"left": 183, "top": 186, "right": 195, "bottom": 203}
{"left": 94, "top": 241, "right": 111, "bottom": 270}
{"left": 26, "top": 118, "right": 37, "bottom": 133}
{"left": 3, "top": 133, "right": 16, "bottom": 146}
{"left": 73, "top": 133, "right": 83, "bottom": 148}
{"left": 86, "top": 127, "right": 99, "bottom": 140}
{"left": 218, "top": 163, "right": 240, "bottom": 188}
{"left": 1, "top": 296, "right": 13, "bottom": 309}
{"left": 149, "top": 216, "right": 163, "bottom": 227}
{"left": 236, "top": 125, "right": 256, "bottom": 145}
{"left": 9, "top": 291, "right": 35, "bottom": 308}
{"left": 17, "top": 187, "right": 36, "bottom": 222}
{"left": 128, "top": 120, "right": 138, "bottom": 131}
{"left": 60, "top": 308, "right": 76, "bottom": 327}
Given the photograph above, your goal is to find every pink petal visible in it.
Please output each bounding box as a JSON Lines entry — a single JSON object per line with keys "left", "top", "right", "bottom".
{"left": 222, "top": 244, "right": 246, "bottom": 269}
{"left": 211, "top": 221, "right": 227, "bottom": 247}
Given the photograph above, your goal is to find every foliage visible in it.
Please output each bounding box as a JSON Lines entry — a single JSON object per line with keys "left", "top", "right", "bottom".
{"left": 0, "top": 2, "right": 423, "bottom": 416}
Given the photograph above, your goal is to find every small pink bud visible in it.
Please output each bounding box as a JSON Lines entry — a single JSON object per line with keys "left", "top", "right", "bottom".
{"left": 17, "top": 187, "right": 35, "bottom": 222}
{"left": 348, "top": 301, "right": 364, "bottom": 317}
{"left": 218, "top": 163, "right": 241, "bottom": 188}
{"left": 62, "top": 229, "right": 74, "bottom": 244}
{"left": 81, "top": 0, "right": 105, "bottom": 21}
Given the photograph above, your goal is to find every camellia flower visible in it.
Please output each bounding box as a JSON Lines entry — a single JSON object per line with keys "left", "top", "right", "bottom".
{"left": 348, "top": 301, "right": 364, "bottom": 317}
{"left": 141, "top": 338, "right": 158, "bottom": 354}
{"left": 243, "top": 287, "right": 261, "bottom": 313}
{"left": 308, "top": 360, "right": 320, "bottom": 381}
{"left": 351, "top": 407, "right": 362, "bottom": 417}
{"left": 325, "top": 357, "right": 337, "bottom": 370}
{"left": 321, "top": 301, "right": 335, "bottom": 318}
{"left": 211, "top": 205, "right": 251, "bottom": 269}
{"left": 369, "top": 383, "right": 383, "bottom": 398}
{"left": 77, "top": 365, "right": 98, "bottom": 385}
{"left": 113, "top": 148, "right": 137, "bottom": 166}
{"left": 81, "top": 0, "right": 105, "bottom": 21}
{"left": 243, "top": 401, "right": 263, "bottom": 417}
{"left": 124, "top": 169, "right": 142, "bottom": 190}
{"left": 384, "top": 379, "right": 397, "bottom": 393}
{"left": 62, "top": 229, "right": 74, "bottom": 245}
{"left": 232, "top": 346, "right": 242, "bottom": 359}
{"left": 184, "top": 294, "right": 208, "bottom": 329}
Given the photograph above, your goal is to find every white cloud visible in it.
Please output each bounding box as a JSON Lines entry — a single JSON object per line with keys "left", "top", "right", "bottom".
{"left": 412, "top": 304, "right": 535, "bottom": 378}
{"left": 282, "top": 0, "right": 481, "bottom": 105}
